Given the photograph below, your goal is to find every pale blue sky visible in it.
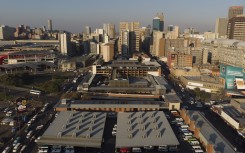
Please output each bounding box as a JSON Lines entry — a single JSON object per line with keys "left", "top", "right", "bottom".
{"left": 0, "top": 0, "right": 244, "bottom": 33}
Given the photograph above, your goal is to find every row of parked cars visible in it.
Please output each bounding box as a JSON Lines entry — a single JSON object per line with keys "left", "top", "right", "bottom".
{"left": 2, "top": 102, "right": 50, "bottom": 153}
{"left": 171, "top": 114, "right": 205, "bottom": 153}
{"left": 38, "top": 145, "right": 74, "bottom": 153}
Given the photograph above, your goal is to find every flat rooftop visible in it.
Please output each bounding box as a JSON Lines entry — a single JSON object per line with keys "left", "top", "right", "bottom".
{"left": 37, "top": 111, "right": 107, "bottom": 148}
{"left": 69, "top": 100, "right": 164, "bottom": 109}
{"left": 183, "top": 76, "right": 220, "bottom": 84}
{"left": 0, "top": 61, "right": 57, "bottom": 69}
{"left": 164, "top": 92, "right": 182, "bottom": 103}
{"left": 223, "top": 106, "right": 245, "bottom": 125}
{"left": 115, "top": 111, "right": 179, "bottom": 148}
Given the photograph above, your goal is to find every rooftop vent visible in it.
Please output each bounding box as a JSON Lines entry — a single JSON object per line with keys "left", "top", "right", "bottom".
{"left": 57, "top": 131, "right": 63, "bottom": 138}
{"left": 128, "top": 134, "right": 132, "bottom": 139}
{"left": 72, "top": 132, "right": 77, "bottom": 137}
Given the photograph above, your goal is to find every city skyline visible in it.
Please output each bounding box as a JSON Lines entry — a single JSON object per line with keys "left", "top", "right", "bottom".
{"left": 0, "top": 0, "right": 244, "bottom": 33}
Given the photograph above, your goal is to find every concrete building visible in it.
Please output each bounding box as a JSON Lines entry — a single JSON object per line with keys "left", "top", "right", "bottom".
{"left": 115, "top": 111, "right": 179, "bottom": 152}
{"left": 151, "top": 31, "right": 165, "bottom": 57}
{"left": 60, "top": 33, "right": 72, "bottom": 56}
{"left": 180, "top": 110, "right": 237, "bottom": 153}
{"left": 55, "top": 99, "right": 166, "bottom": 112}
{"left": 118, "top": 22, "right": 140, "bottom": 55}
{"left": 47, "top": 19, "right": 52, "bottom": 31}
{"left": 203, "top": 32, "right": 219, "bottom": 40}
{"left": 93, "top": 60, "right": 161, "bottom": 77}
{"left": 0, "top": 25, "right": 16, "bottom": 40}
{"left": 101, "top": 42, "right": 114, "bottom": 62}
{"left": 213, "top": 39, "right": 245, "bottom": 68}
{"left": 180, "top": 76, "right": 224, "bottom": 93}
{"left": 121, "top": 30, "right": 130, "bottom": 56}
{"left": 6, "top": 50, "right": 57, "bottom": 64}
{"left": 36, "top": 111, "right": 106, "bottom": 150}
{"left": 164, "top": 38, "right": 202, "bottom": 57}
{"left": 191, "top": 49, "right": 203, "bottom": 66}
{"left": 167, "top": 52, "right": 193, "bottom": 68}
{"left": 228, "top": 6, "right": 243, "bottom": 19}
{"left": 221, "top": 106, "right": 245, "bottom": 130}
{"left": 227, "top": 15, "right": 245, "bottom": 41}
{"left": 153, "top": 13, "right": 164, "bottom": 32}
{"left": 231, "top": 99, "right": 245, "bottom": 114}
{"left": 90, "top": 42, "right": 99, "bottom": 54}
{"left": 165, "top": 26, "right": 179, "bottom": 39}
{"left": 140, "top": 26, "right": 151, "bottom": 52}
{"left": 215, "top": 18, "right": 228, "bottom": 38}
{"left": 103, "top": 23, "right": 115, "bottom": 39}
{"left": 84, "top": 26, "right": 91, "bottom": 35}
{"left": 61, "top": 61, "right": 76, "bottom": 72}
{"left": 170, "top": 67, "right": 201, "bottom": 78}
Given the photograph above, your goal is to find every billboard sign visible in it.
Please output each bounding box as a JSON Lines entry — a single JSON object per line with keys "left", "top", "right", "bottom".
{"left": 220, "top": 64, "right": 245, "bottom": 90}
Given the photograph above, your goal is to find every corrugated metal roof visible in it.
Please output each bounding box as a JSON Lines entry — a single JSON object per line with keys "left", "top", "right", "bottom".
{"left": 37, "top": 111, "right": 106, "bottom": 148}
{"left": 115, "top": 111, "right": 179, "bottom": 148}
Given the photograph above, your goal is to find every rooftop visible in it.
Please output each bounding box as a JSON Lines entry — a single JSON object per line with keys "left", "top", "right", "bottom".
{"left": 37, "top": 111, "right": 107, "bottom": 148}
{"left": 187, "top": 110, "right": 236, "bottom": 153}
{"left": 115, "top": 111, "right": 179, "bottom": 148}
{"left": 69, "top": 100, "right": 164, "bottom": 109}
{"left": 223, "top": 106, "right": 245, "bottom": 125}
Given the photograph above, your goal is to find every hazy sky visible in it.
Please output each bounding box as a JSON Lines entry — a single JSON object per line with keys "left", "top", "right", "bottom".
{"left": 0, "top": 0, "right": 244, "bottom": 33}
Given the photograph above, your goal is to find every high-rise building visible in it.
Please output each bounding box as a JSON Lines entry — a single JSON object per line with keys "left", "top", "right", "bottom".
{"left": 121, "top": 30, "right": 130, "bottom": 56}
{"left": 153, "top": 13, "right": 164, "bottom": 32}
{"left": 166, "top": 26, "right": 179, "bottom": 39}
{"left": 84, "top": 26, "right": 91, "bottom": 35}
{"left": 90, "top": 42, "right": 99, "bottom": 54}
{"left": 101, "top": 42, "right": 115, "bottom": 62}
{"left": 60, "top": 33, "right": 72, "bottom": 56}
{"left": 168, "top": 25, "right": 174, "bottom": 32}
{"left": 215, "top": 18, "right": 228, "bottom": 38}
{"left": 103, "top": 23, "right": 115, "bottom": 39}
{"left": 48, "top": 19, "right": 52, "bottom": 31}
{"left": 140, "top": 26, "right": 151, "bottom": 52}
{"left": 227, "top": 15, "right": 245, "bottom": 41}
{"left": 118, "top": 22, "right": 140, "bottom": 56}
{"left": 0, "top": 25, "right": 16, "bottom": 40}
{"left": 228, "top": 6, "right": 243, "bottom": 19}
{"left": 151, "top": 31, "right": 165, "bottom": 57}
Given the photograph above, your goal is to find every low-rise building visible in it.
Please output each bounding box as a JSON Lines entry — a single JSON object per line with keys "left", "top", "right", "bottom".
{"left": 170, "top": 67, "right": 201, "bottom": 78}
{"left": 180, "top": 76, "right": 224, "bottom": 93}
{"left": 115, "top": 111, "right": 179, "bottom": 152}
{"left": 231, "top": 99, "right": 245, "bottom": 114}
{"left": 221, "top": 106, "right": 245, "bottom": 130}
{"left": 36, "top": 111, "right": 106, "bottom": 150}
{"left": 180, "top": 109, "right": 237, "bottom": 153}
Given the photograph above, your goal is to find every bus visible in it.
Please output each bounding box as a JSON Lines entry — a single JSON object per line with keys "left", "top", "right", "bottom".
{"left": 30, "top": 90, "right": 41, "bottom": 95}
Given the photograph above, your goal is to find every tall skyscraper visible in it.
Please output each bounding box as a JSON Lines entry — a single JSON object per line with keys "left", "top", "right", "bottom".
{"left": 48, "top": 19, "right": 52, "bottom": 31}
{"left": 60, "top": 33, "right": 72, "bottom": 56}
{"left": 227, "top": 15, "right": 245, "bottom": 41}
{"left": 118, "top": 22, "right": 140, "bottom": 56}
{"left": 153, "top": 13, "right": 164, "bottom": 32}
{"left": 228, "top": 6, "right": 243, "bottom": 19}
{"left": 103, "top": 23, "right": 115, "bottom": 39}
{"left": 84, "top": 26, "right": 91, "bottom": 35}
{"left": 151, "top": 31, "right": 165, "bottom": 57}
{"left": 215, "top": 18, "right": 228, "bottom": 38}
{"left": 121, "top": 30, "right": 130, "bottom": 56}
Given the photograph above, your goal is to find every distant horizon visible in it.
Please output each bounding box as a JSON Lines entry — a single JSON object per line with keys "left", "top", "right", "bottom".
{"left": 0, "top": 0, "right": 244, "bottom": 33}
